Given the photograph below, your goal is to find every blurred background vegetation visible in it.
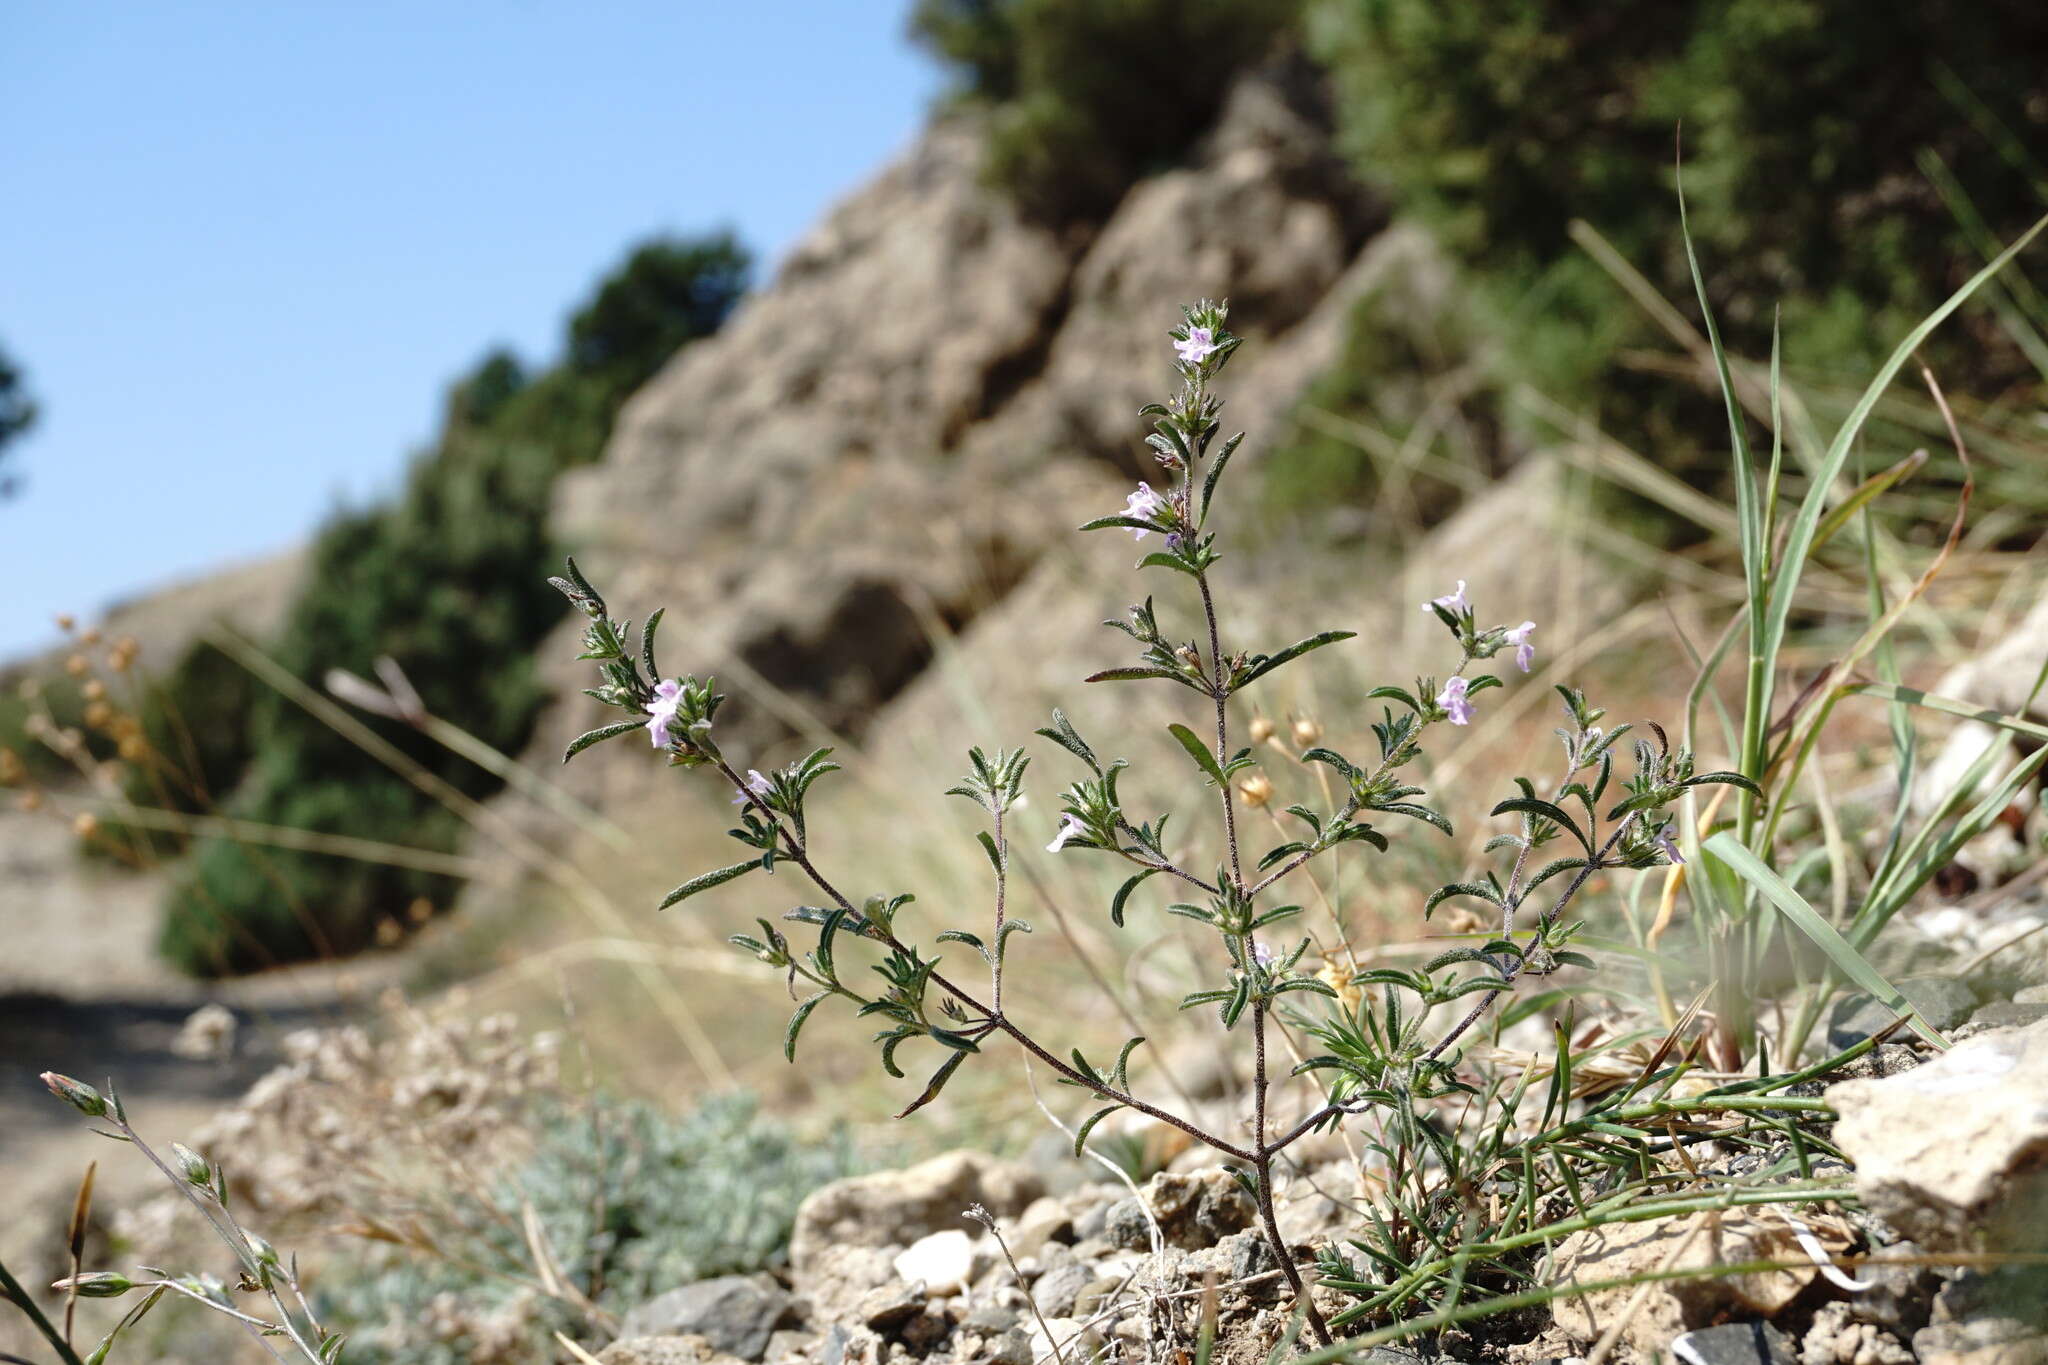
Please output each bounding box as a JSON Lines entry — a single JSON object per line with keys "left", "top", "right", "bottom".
{"left": 7, "top": 0, "right": 2046, "bottom": 980}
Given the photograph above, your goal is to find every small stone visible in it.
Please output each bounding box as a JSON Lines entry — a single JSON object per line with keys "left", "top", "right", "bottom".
{"left": 1027, "top": 1317, "right": 1103, "bottom": 1363}
{"left": 979, "top": 1327, "right": 1035, "bottom": 1365}
{"left": 857, "top": 1281, "right": 927, "bottom": 1333}
{"left": 1800, "top": 1301, "right": 1914, "bottom": 1365}
{"left": 1071, "top": 1274, "right": 1122, "bottom": 1318}
{"left": 1970, "top": 1001, "right": 2048, "bottom": 1032}
{"left": 1914, "top": 1267, "right": 2048, "bottom": 1364}
{"left": 1672, "top": 1322, "right": 1797, "bottom": 1365}
{"left": 762, "top": 1331, "right": 813, "bottom": 1363}
{"left": 1226, "top": 1227, "right": 1275, "bottom": 1280}
{"left": 1032, "top": 1260, "right": 1092, "bottom": 1318}
{"left": 1008, "top": 1195, "right": 1075, "bottom": 1258}
{"left": 2014, "top": 984, "right": 2048, "bottom": 1005}
{"left": 1104, "top": 1196, "right": 1150, "bottom": 1250}
{"left": 1828, "top": 977, "right": 1978, "bottom": 1050}
{"left": 1853, "top": 1241, "right": 1942, "bottom": 1337}
{"left": 962, "top": 1304, "right": 1019, "bottom": 1334}
{"left": 620, "top": 1276, "right": 795, "bottom": 1362}
{"left": 894, "top": 1229, "right": 977, "bottom": 1296}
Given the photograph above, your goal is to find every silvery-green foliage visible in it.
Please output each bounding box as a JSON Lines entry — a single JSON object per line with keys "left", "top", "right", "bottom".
{"left": 314, "top": 1094, "right": 855, "bottom": 1365}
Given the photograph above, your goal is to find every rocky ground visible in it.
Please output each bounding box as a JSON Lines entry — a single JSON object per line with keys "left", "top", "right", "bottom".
{"left": 591, "top": 1006, "right": 2048, "bottom": 1365}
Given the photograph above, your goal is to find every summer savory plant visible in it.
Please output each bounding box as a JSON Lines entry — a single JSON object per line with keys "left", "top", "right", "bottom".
{"left": 547, "top": 302, "right": 1752, "bottom": 1346}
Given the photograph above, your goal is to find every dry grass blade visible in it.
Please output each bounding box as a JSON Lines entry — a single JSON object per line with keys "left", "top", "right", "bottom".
{"left": 64, "top": 1161, "right": 95, "bottom": 1348}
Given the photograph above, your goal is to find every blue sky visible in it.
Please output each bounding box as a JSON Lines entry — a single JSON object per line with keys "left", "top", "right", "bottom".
{"left": 0, "top": 3, "right": 940, "bottom": 658}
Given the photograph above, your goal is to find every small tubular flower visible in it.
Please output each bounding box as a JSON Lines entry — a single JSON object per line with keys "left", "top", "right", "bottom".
{"left": 1174, "top": 326, "right": 1217, "bottom": 366}
{"left": 730, "top": 768, "right": 773, "bottom": 805}
{"left": 1425, "top": 580, "right": 1470, "bottom": 617}
{"left": 1124, "top": 482, "right": 1165, "bottom": 539}
{"left": 1436, "top": 675, "right": 1474, "bottom": 726}
{"left": 1506, "top": 620, "right": 1537, "bottom": 673}
{"left": 645, "top": 679, "right": 683, "bottom": 748}
{"left": 1046, "top": 814, "right": 1086, "bottom": 852}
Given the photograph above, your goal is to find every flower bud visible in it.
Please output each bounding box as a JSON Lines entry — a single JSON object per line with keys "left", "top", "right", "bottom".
{"left": 1249, "top": 716, "right": 1275, "bottom": 745}
{"left": 1291, "top": 716, "right": 1323, "bottom": 748}
{"left": 246, "top": 1232, "right": 281, "bottom": 1268}
{"left": 171, "top": 1142, "right": 211, "bottom": 1186}
{"left": 54, "top": 1271, "right": 134, "bottom": 1298}
{"left": 1238, "top": 773, "right": 1275, "bottom": 808}
{"left": 41, "top": 1072, "right": 108, "bottom": 1117}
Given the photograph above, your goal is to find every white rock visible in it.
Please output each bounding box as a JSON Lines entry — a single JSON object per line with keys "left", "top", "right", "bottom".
{"left": 1828, "top": 1015, "right": 2048, "bottom": 1252}
{"left": 894, "top": 1229, "right": 977, "bottom": 1297}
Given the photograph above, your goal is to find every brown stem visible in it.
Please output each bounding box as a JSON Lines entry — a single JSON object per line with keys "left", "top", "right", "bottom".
{"left": 1254, "top": 1000, "right": 1334, "bottom": 1348}
{"left": 717, "top": 759, "right": 1257, "bottom": 1163}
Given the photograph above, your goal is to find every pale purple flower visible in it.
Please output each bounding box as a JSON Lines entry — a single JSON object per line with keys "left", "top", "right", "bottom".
{"left": 1436, "top": 675, "right": 1474, "bottom": 726}
{"left": 1424, "top": 580, "right": 1470, "bottom": 618}
{"left": 1655, "top": 826, "right": 1686, "bottom": 865}
{"left": 1251, "top": 940, "right": 1275, "bottom": 968}
{"left": 1124, "top": 482, "right": 1165, "bottom": 539}
{"left": 1174, "top": 326, "right": 1218, "bottom": 366}
{"left": 1505, "top": 620, "right": 1537, "bottom": 673}
{"left": 1046, "top": 814, "right": 1086, "bottom": 853}
{"left": 645, "top": 679, "right": 683, "bottom": 747}
{"left": 730, "top": 769, "right": 773, "bottom": 806}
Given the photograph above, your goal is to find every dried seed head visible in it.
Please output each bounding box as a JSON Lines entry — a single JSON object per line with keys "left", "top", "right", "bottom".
{"left": 64, "top": 654, "right": 90, "bottom": 678}
{"left": 81, "top": 679, "right": 106, "bottom": 701}
{"left": 83, "top": 701, "right": 112, "bottom": 729}
{"left": 79, "top": 627, "right": 103, "bottom": 646}
{"left": 0, "top": 749, "right": 22, "bottom": 785}
{"left": 1238, "top": 773, "right": 1275, "bottom": 808}
{"left": 1291, "top": 716, "right": 1323, "bottom": 748}
{"left": 72, "top": 812, "right": 99, "bottom": 839}
{"left": 1249, "top": 715, "right": 1276, "bottom": 745}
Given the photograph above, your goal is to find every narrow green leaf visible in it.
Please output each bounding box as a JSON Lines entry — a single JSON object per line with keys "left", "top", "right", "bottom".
{"left": 1111, "top": 869, "right": 1158, "bottom": 928}
{"left": 785, "top": 993, "right": 828, "bottom": 1062}
{"left": 1073, "top": 1103, "right": 1122, "bottom": 1156}
{"left": 639, "top": 606, "right": 665, "bottom": 681}
{"left": 1490, "top": 797, "right": 1591, "bottom": 852}
{"left": 1078, "top": 514, "right": 1162, "bottom": 534}
{"left": 896, "top": 1049, "right": 970, "bottom": 1119}
{"left": 1199, "top": 429, "right": 1247, "bottom": 526}
{"left": 1702, "top": 832, "right": 1946, "bottom": 1049}
{"left": 658, "top": 860, "right": 757, "bottom": 910}
{"left": 1167, "top": 722, "right": 1228, "bottom": 786}
{"left": 1237, "top": 631, "right": 1358, "bottom": 688}
{"left": 563, "top": 719, "right": 645, "bottom": 764}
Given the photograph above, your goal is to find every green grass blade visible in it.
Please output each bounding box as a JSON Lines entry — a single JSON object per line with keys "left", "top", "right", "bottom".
{"left": 1758, "top": 211, "right": 2048, "bottom": 715}
{"left": 1676, "top": 160, "right": 1770, "bottom": 827}
{"left": 1702, "top": 831, "right": 1947, "bottom": 1050}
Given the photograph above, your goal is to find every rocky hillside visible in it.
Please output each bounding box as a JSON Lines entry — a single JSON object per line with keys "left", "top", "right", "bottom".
{"left": 508, "top": 59, "right": 1427, "bottom": 837}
